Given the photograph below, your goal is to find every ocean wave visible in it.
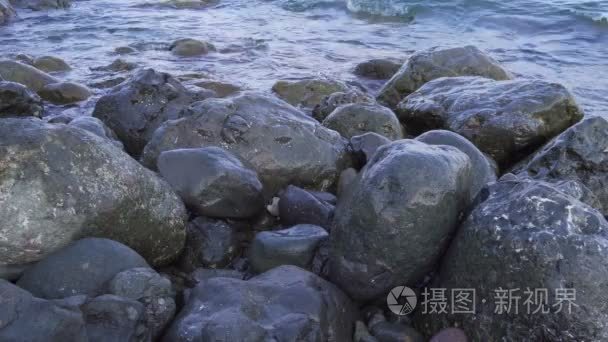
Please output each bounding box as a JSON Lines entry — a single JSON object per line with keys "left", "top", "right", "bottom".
{"left": 273, "top": 0, "right": 346, "bottom": 12}
{"left": 346, "top": 0, "right": 414, "bottom": 17}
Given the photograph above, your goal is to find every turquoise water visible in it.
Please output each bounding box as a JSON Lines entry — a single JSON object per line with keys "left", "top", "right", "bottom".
{"left": 0, "top": 0, "right": 606, "bottom": 115}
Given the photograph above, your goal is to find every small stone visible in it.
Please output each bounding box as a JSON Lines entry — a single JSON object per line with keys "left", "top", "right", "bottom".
{"left": 322, "top": 103, "right": 403, "bottom": 140}
{"left": 38, "top": 82, "right": 91, "bottom": 104}
{"left": 178, "top": 217, "right": 239, "bottom": 271}
{"left": 33, "top": 55, "right": 71, "bottom": 73}
{"left": 170, "top": 38, "right": 216, "bottom": 57}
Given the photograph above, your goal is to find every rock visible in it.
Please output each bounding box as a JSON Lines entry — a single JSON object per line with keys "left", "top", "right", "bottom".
{"left": 193, "top": 79, "right": 242, "bottom": 97}
{"left": 68, "top": 116, "right": 124, "bottom": 149}
{"left": 323, "top": 103, "right": 403, "bottom": 140}
{"left": 178, "top": 217, "right": 239, "bottom": 272}
{"left": 92, "top": 68, "right": 202, "bottom": 156}
{"left": 0, "top": 118, "right": 187, "bottom": 270}
{"left": 10, "top": 0, "right": 71, "bottom": 10}
{"left": 170, "top": 38, "right": 215, "bottom": 57}
{"left": 419, "top": 177, "right": 608, "bottom": 340}
{"left": 15, "top": 53, "right": 34, "bottom": 65}
{"left": 370, "top": 322, "right": 424, "bottom": 342}
{"left": 158, "top": 147, "right": 264, "bottom": 218}
{"left": 329, "top": 140, "right": 472, "bottom": 301}
{"left": 17, "top": 238, "right": 149, "bottom": 299}
{"left": 91, "top": 58, "right": 137, "bottom": 72}
{"left": 32, "top": 56, "right": 71, "bottom": 73}
{"left": 0, "top": 60, "right": 59, "bottom": 92}
{"left": 278, "top": 185, "right": 334, "bottom": 229}
{"left": 108, "top": 267, "right": 176, "bottom": 340}
{"left": 142, "top": 92, "right": 350, "bottom": 196}
{"left": 378, "top": 46, "right": 512, "bottom": 108}
{"left": 0, "top": 80, "right": 44, "bottom": 117}
{"left": 0, "top": 0, "right": 15, "bottom": 25}
{"left": 512, "top": 117, "right": 608, "bottom": 215}
{"left": 0, "top": 280, "right": 87, "bottom": 341}
{"left": 429, "top": 328, "right": 468, "bottom": 342}
{"left": 89, "top": 76, "right": 126, "bottom": 89}
{"left": 249, "top": 224, "right": 329, "bottom": 273}
{"left": 337, "top": 167, "right": 357, "bottom": 197}
{"left": 355, "top": 321, "right": 378, "bottom": 342}
{"left": 191, "top": 268, "right": 244, "bottom": 284}
{"left": 272, "top": 78, "right": 350, "bottom": 110}
{"left": 416, "top": 129, "right": 497, "bottom": 200}
{"left": 81, "top": 295, "right": 148, "bottom": 342}
{"left": 115, "top": 46, "right": 137, "bottom": 55}
{"left": 350, "top": 132, "right": 391, "bottom": 167}
{"left": 353, "top": 58, "right": 402, "bottom": 80}
{"left": 312, "top": 89, "right": 375, "bottom": 121}
{"left": 38, "top": 82, "right": 91, "bottom": 104}
{"left": 164, "top": 265, "right": 357, "bottom": 341}
{"left": 397, "top": 76, "right": 583, "bottom": 167}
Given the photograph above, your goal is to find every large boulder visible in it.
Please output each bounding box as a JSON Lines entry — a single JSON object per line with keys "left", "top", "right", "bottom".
{"left": 158, "top": 147, "right": 264, "bottom": 218}
{"left": 0, "top": 0, "right": 15, "bottom": 25}
{"left": 142, "top": 92, "right": 350, "bottom": 196}
{"left": 0, "top": 118, "right": 187, "bottom": 272}
{"left": 329, "top": 139, "right": 472, "bottom": 301}
{"left": 272, "top": 78, "right": 350, "bottom": 110}
{"left": 416, "top": 129, "right": 497, "bottom": 200}
{"left": 38, "top": 81, "right": 91, "bottom": 105}
{"left": 418, "top": 177, "right": 608, "bottom": 341}
{"left": 0, "top": 80, "right": 44, "bottom": 117}
{"left": 377, "top": 46, "right": 511, "bottom": 108}
{"left": 163, "top": 265, "right": 357, "bottom": 341}
{"left": 397, "top": 76, "right": 583, "bottom": 167}
{"left": 32, "top": 55, "right": 71, "bottom": 73}
{"left": 322, "top": 103, "right": 403, "bottom": 140}
{"left": 513, "top": 116, "right": 608, "bottom": 215}
{"left": 92, "top": 68, "right": 204, "bottom": 156}
{"left": 67, "top": 116, "right": 123, "bottom": 149}
{"left": 0, "top": 60, "right": 59, "bottom": 92}
{"left": 9, "top": 0, "right": 71, "bottom": 10}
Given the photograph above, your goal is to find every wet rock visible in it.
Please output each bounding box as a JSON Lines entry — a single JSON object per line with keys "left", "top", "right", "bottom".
{"left": 0, "top": 118, "right": 187, "bottom": 270}
{"left": 397, "top": 76, "right": 583, "bottom": 167}
{"left": 158, "top": 147, "right": 264, "bottom": 218}
{"left": 371, "top": 322, "right": 424, "bottom": 342}
{"left": 354, "top": 58, "right": 402, "bottom": 80}
{"left": 323, "top": 103, "right": 403, "bottom": 140}
{"left": 0, "top": 80, "right": 44, "bottom": 117}
{"left": 513, "top": 117, "right": 608, "bottom": 215}
{"left": 15, "top": 53, "right": 34, "bottom": 65}
{"left": 178, "top": 217, "right": 239, "bottom": 272}
{"left": 312, "top": 89, "right": 375, "bottom": 121}
{"left": 417, "top": 129, "right": 497, "bottom": 200}
{"left": 68, "top": 116, "right": 124, "bottom": 149}
{"left": 114, "top": 46, "right": 137, "bottom": 55}
{"left": 170, "top": 38, "right": 215, "bottom": 57}
{"left": 17, "top": 238, "right": 149, "bottom": 299}
{"left": 278, "top": 185, "right": 334, "bottom": 229}
{"left": 191, "top": 268, "right": 244, "bottom": 284}
{"left": 350, "top": 132, "right": 391, "bottom": 167}
{"left": 330, "top": 140, "right": 472, "bottom": 301}
{"left": 92, "top": 68, "right": 201, "bottom": 156}
{"left": 81, "top": 295, "right": 148, "bottom": 342}
{"left": 272, "top": 77, "right": 350, "bottom": 110}
{"left": 249, "top": 224, "right": 329, "bottom": 273}
{"left": 0, "top": 0, "right": 15, "bottom": 25}
{"left": 378, "top": 46, "right": 512, "bottom": 108}
{"left": 164, "top": 265, "right": 357, "bottom": 341}
{"left": 429, "top": 328, "right": 468, "bottom": 342}
{"left": 0, "top": 279, "right": 87, "bottom": 341}
{"left": 32, "top": 55, "right": 71, "bottom": 73}
{"left": 38, "top": 81, "right": 91, "bottom": 104}
{"left": 337, "top": 167, "right": 357, "bottom": 197}
{"left": 0, "top": 60, "right": 59, "bottom": 92}
{"left": 91, "top": 58, "right": 137, "bottom": 72}
{"left": 142, "top": 92, "right": 350, "bottom": 196}
{"left": 10, "top": 0, "right": 71, "bottom": 10}
{"left": 419, "top": 177, "right": 608, "bottom": 340}
{"left": 193, "top": 79, "right": 242, "bottom": 97}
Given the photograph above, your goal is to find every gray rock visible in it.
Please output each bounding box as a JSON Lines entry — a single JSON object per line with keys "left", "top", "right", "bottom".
{"left": 330, "top": 140, "right": 472, "bottom": 301}
{"left": 178, "top": 217, "right": 239, "bottom": 272}
{"left": 278, "top": 185, "right": 334, "bottom": 230}
{"left": 163, "top": 265, "right": 357, "bottom": 341}
{"left": 418, "top": 177, "right": 608, "bottom": 340}
{"left": 0, "top": 0, "right": 15, "bottom": 25}
{"left": 0, "top": 80, "right": 43, "bottom": 117}
{"left": 68, "top": 116, "right": 124, "bottom": 149}
{"left": 272, "top": 78, "right": 350, "bottom": 110}
{"left": 512, "top": 116, "right": 608, "bottom": 215}
{"left": 416, "top": 129, "right": 497, "bottom": 200}
{"left": 170, "top": 38, "right": 215, "bottom": 57}
{"left": 115, "top": 46, "right": 137, "bottom": 55}
{"left": 38, "top": 82, "right": 91, "bottom": 105}
{"left": 81, "top": 295, "right": 148, "bottom": 342}
{"left": 0, "top": 118, "right": 187, "bottom": 270}
{"left": 312, "top": 89, "right": 375, "bottom": 122}
{"left": 0, "top": 279, "right": 87, "bottom": 341}
{"left": 142, "top": 92, "right": 350, "bottom": 197}
{"left": 249, "top": 224, "right": 329, "bottom": 273}
{"left": 32, "top": 56, "right": 71, "bottom": 73}
{"left": 158, "top": 147, "right": 264, "bottom": 218}
{"left": 9, "top": 0, "right": 71, "bottom": 10}
{"left": 191, "top": 268, "right": 244, "bottom": 284}
{"left": 0, "top": 60, "right": 59, "bottom": 92}
{"left": 354, "top": 58, "right": 402, "bottom": 80}
{"left": 192, "top": 79, "right": 241, "bottom": 98}
{"left": 350, "top": 132, "right": 391, "bottom": 167}
{"left": 337, "top": 167, "right": 357, "bottom": 198}
{"left": 92, "top": 68, "right": 204, "bottom": 156}
{"left": 378, "top": 46, "right": 511, "bottom": 108}
{"left": 355, "top": 321, "right": 378, "bottom": 342}
{"left": 397, "top": 76, "right": 583, "bottom": 167}
{"left": 323, "top": 103, "right": 403, "bottom": 140}
{"left": 17, "top": 238, "right": 149, "bottom": 299}
{"left": 370, "top": 322, "right": 424, "bottom": 342}
{"left": 91, "top": 58, "right": 138, "bottom": 72}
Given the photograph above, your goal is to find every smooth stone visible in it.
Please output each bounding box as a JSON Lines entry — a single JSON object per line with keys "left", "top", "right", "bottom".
{"left": 10, "top": 0, "right": 71, "bottom": 10}
{"left": 0, "top": 80, "right": 44, "bottom": 117}
{"left": 32, "top": 55, "right": 71, "bottom": 73}
{"left": 68, "top": 116, "right": 124, "bottom": 149}
{"left": 0, "top": 60, "right": 59, "bottom": 92}
{"left": 272, "top": 77, "right": 350, "bottom": 109}
{"left": 38, "top": 82, "right": 91, "bottom": 104}
{"left": 193, "top": 79, "right": 241, "bottom": 97}
{"left": 114, "top": 46, "right": 137, "bottom": 55}
{"left": 178, "top": 217, "right": 239, "bottom": 271}
{"left": 278, "top": 185, "right": 334, "bottom": 229}
{"left": 170, "top": 38, "right": 215, "bottom": 57}
{"left": 353, "top": 58, "right": 402, "bottom": 80}
{"left": 350, "top": 132, "right": 391, "bottom": 167}
{"left": 312, "top": 89, "right": 375, "bottom": 121}
{"left": 323, "top": 103, "right": 403, "bottom": 140}
{"left": 81, "top": 295, "right": 148, "bottom": 342}
{"left": 190, "top": 268, "right": 244, "bottom": 284}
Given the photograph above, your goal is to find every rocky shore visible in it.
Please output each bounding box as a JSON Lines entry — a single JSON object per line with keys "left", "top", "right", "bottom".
{"left": 2, "top": 3, "right": 608, "bottom": 341}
